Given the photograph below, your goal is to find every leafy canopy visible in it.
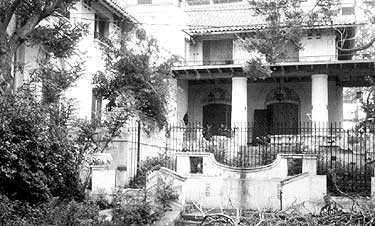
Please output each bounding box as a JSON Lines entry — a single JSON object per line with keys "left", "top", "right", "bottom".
{"left": 93, "top": 29, "right": 177, "bottom": 128}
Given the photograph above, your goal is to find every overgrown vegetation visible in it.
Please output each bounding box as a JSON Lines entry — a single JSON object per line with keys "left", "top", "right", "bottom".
{"left": 188, "top": 203, "right": 375, "bottom": 226}
{"left": 93, "top": 29, "right": 177, "bottom": 129}
{"left": 128, "top": 154, "right": 171, "bottom": 188}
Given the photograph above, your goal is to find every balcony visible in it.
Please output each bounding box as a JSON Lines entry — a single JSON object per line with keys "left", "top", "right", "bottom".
{"left": 94, "top": 32, "right": 112, "bottom": 46}
{"left": 172, "top": 53, "right": 375, "bottom": 86}
{"left": 175, "top": 52, "right": 375, "bottom": 68}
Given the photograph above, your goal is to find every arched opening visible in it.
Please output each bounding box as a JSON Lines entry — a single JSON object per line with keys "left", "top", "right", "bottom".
{"left": 266, "top": 87, "right": 300, "bottom": 135}
{"left": 202, "top": 103, "right": 231, "bottom": 137}
{"left": 267, "top": 102, "right": 298, "bottom": 134}
{"left": 253, "top": 87, "right": 300, "bottom": 138}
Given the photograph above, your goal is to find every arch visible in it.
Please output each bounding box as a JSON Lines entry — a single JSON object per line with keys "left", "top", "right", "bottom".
{"left": 202, "top": 103, "right": 231, "bottom": 137}
{"left": 265, "top": 87, "right": 300, "bottom": 106}
{"left": 201, "top": 87, "right": 231, "bottom": 106}
{"left": 265, "top": 87, "right": 300, "bottom": 134}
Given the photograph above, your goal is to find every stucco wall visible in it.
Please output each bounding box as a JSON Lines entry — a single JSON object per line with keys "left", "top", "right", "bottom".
{"left": 188, "top": 30, "right": 337, "bottom": 64}
{"left": 63, "top": 1, "right": 123, "bottom": 120}
{"left": 177, "top": 80, "right": 189, "bottom": 122}
{"left": 103, "top": 127, "right": 168, "bottom": 186}
{"left": 123, "top": 3, "right": 188, "bottom": 58}
{"left": 176, "top": 152, "right": 326, "bottom": 210}
{"left": 185, "top": 80, "right": 343, "bottom": 124}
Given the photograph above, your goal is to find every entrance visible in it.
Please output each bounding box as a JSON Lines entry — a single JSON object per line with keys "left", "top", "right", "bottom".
{"left": 202, "top": 103, "right": 231, "bottom": 137}
{"left": 267, "top": 103, "right": 298, "bottom": 134}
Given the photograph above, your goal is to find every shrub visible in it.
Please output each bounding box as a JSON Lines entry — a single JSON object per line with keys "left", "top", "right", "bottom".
{"left": 0, "top": 194, "right": 107, "bottom": 226}
{"left": 128, "top": 154, "right": 170, "bottom": 188}
{"left": 110, "top": 188, "right": 163, "bottom": 226}
{"left": 0, "top": 91, "right": 85, "bottom": 203}
{"left": 154, "top": 178, "right": 179, "bottom": 210}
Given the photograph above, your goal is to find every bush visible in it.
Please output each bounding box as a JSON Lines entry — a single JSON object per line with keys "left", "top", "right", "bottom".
{"left": 128, "top": 154, "right": 170, "bottom": 188}
{"left": 154, "top": 178, "right": 179, "bottom": 210}
{"left": 0, "top": 194, "right": 107, "bottom": 226}
{"left": 110, "top": 189, "right": 163, "bottom": 226}
{"left": 0, "top": 90, "right": 88, "bottom": 204}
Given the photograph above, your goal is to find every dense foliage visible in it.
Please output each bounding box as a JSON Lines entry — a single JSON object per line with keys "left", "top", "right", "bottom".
{"left": 0, "top": 88, "right": 86, "bottom": 203}
{"left": 93, "top": 30, "right": 177, "bottom": 128}
{"left": 241, "top": 0, "right": 339, "bottom": 78}
{"left": 0, "top": 0, "right": 80, "bottom": 93}
{"left": 0, "top": 195, "right": 104, "bottom": 226}
{"left": 128, "top": 154, "right": 171, "bottom": 188}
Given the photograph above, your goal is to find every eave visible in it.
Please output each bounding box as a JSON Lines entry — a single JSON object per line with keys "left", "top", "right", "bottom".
{"left": 172, "top": 59, "right": 375, "bottom": 87}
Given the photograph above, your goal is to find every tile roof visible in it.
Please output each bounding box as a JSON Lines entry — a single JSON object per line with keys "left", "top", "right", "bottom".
{"left": 185, "top": 4, "right": 357, "bottom": 35}
{"left": 102, "top": 0, "right": 138, "bottom": 23}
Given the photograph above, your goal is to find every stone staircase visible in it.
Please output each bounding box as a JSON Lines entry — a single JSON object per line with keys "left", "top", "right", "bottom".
{"left": 174, "top": 212, "right": 203, "bottom": 226}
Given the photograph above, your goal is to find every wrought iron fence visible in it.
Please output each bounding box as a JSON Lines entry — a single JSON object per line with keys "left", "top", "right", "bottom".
{"left": 165, "top": 121, "right": 375, "bottom": 196}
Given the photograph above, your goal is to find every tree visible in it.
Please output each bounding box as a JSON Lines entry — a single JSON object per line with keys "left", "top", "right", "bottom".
{"left": 0, "top": 0, "right": 93, "bottom": 204}
{"left": 0, "top": 0, "right": 79, "bottom": 93}
{"left": 240, "top": 0, "right": 339, "bottom": 78}
{"left": 93, "top": 28, "right": 177, "bottom": 129}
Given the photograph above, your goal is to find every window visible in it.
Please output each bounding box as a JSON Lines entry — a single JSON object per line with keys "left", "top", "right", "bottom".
{"left": 94, "top": 14, "right": 111, "bottom": 45}
{"left": 94, "top": 14, "right": 109, "bottom": 38}
{"left": 186, "top": 0, "right": 210, "bottom": 5}
{"left": 91, "top": 89, "right": 102, "bottom": 124}
{"left": 213, "top": 0, "right": 242, "bottom": 4}
{"left": 342, "top": 7, "right": 354, "bottom": 15}
{"left": 138, "top": 0, "right": 152, "bottom": 4}
{"left": 190, "top": 157, "right": 203, "bottom": 174}
{"left": 202, "top": 39, "right": 233, "bottom": 65}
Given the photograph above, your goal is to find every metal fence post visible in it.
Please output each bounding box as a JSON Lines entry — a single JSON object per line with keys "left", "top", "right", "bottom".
{"left": 137, "top": 120, "right": 141, "bottom": 171}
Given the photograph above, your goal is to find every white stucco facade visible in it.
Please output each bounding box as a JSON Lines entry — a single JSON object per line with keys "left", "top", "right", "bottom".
{"left": 181, "top": 80, "right": 344, "bottom": 125}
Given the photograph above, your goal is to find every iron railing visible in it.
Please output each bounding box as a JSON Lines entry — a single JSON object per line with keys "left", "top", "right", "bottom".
{"left": 173, "top": 53, "right": 375, "bottom": 67}
{"left": 165, "top": 121, "right": 375, "bottom": 196}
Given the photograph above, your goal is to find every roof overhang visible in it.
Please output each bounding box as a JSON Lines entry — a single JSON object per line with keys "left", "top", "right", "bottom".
{"left": 100, "top": 0, "right": 138, "bottom": 23}
{"left": 172, "top": 59, "right": 375, "bottom": 87}
{"left": 185, "top": 23, "right": 359, "bottom": 36}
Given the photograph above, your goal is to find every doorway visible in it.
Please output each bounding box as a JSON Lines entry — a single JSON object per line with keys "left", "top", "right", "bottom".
{"left": 267, "top": 103, "right": 298, "bottom": 134}
{"left": 202, "top": 103, "right": 231, "bottom": 137}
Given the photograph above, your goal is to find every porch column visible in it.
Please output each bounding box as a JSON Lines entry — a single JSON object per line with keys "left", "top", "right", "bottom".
{"left": 231, "top": 77, "right": 248, "bottom": 125}
{"left": 311, "top": 74, "right": 328, "bottom": 123}
{"left": 231, "top": 77, "right": 248, "bottom": 145}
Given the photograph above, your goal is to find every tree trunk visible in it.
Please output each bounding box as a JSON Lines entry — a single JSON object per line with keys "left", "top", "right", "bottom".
{"left": 0, "top": 30, "right": 15, "bottom": 94}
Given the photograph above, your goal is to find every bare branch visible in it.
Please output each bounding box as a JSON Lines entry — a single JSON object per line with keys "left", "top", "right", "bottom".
{"left": 337, "top": 36, "right": 375, "bottom": 52}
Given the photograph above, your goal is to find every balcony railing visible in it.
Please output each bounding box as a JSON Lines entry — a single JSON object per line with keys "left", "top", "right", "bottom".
{"left": 94, "top": 32, "right": 112, "bottom": 46}
{"left": 174, "top": 53, "right": 374, "bottom": 67}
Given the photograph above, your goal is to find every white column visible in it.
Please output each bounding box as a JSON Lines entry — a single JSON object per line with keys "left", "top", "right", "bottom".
{"left": 231, "top": 77, "right": 248, "bottom": 125}
{"left": 311, "top": 74, "right": 328, "bottom": 123}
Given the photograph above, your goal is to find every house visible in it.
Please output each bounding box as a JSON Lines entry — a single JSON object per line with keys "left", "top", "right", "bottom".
{"left": 168, "top": 0, "right": 372, "bottom": 142}
{"left": 87, "top": 0, "right": 375, "bottom": 196}
{"left": 120, "top": 0, "right": 369, "bottom": 136}
{"left": 12, "top": 0, "right": 137, "bottom": 121}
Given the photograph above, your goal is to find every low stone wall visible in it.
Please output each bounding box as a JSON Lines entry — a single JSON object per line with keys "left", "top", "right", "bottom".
{"left": 174, "top": 152, "right": 326, "bottom": 210}
{"left": 148, "top": 167, "right": 187, "bottom": 208}
{"left": 280, "top": 172, "right": 326, "bottom": 211}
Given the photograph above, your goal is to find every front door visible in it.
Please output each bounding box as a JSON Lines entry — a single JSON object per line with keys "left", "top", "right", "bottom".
{"left": 267, "top": 103, "right": 298, "bottom": 134}
{"left": 203, "top": 104, "right": 231, "bottom": 137}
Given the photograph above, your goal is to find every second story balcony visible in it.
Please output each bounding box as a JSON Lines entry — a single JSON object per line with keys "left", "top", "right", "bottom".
{"left": 175, "top": 52, "right": 375, "bottom": 68}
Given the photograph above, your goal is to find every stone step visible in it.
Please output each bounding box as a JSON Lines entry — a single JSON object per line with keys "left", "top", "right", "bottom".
{"left": 174, "top": 219, "right": 201, "bottom": 226}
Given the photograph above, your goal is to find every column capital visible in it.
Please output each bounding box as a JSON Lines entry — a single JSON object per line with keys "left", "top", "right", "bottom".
{"left": 232, "top": 77, "right": 248, "bottom": 81}
{"left": 311, "top": 74, "right": 328, "bottom": 79}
